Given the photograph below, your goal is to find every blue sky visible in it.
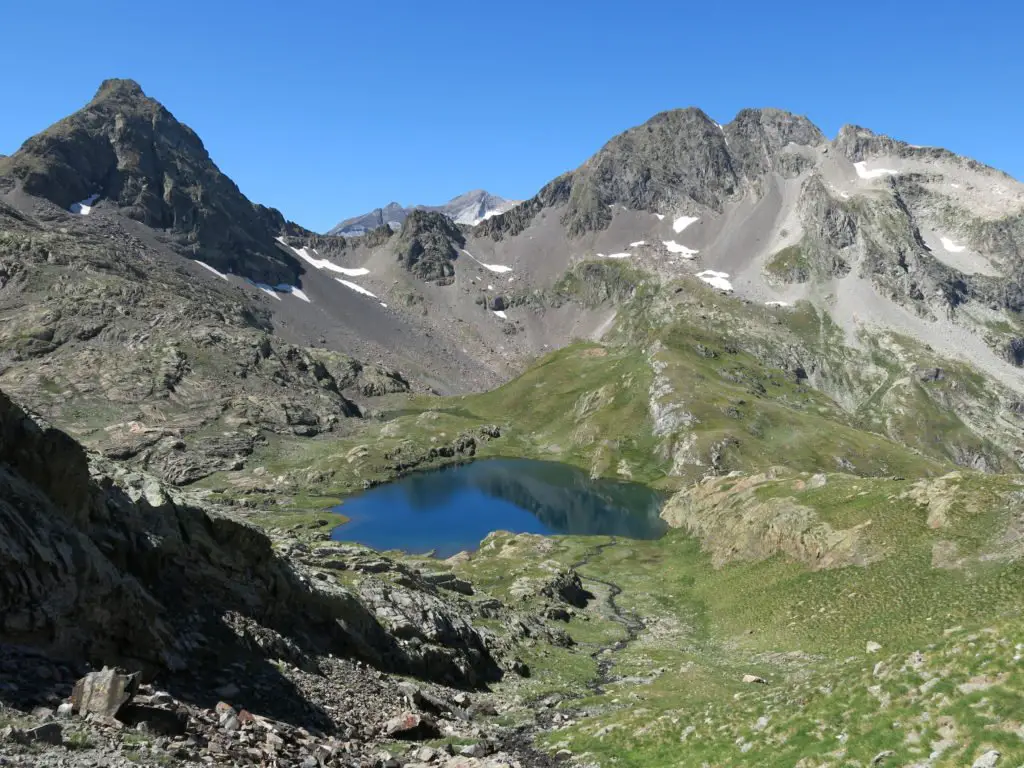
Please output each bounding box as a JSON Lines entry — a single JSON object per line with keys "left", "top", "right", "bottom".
{"left": 3, "top": 0, "right": 1020, "bottom": 232}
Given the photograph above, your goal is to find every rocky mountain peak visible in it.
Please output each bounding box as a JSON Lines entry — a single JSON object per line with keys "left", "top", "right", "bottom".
{"left": 0, "top": 80, "right": 298, "bottom": 283}
{"left": 91, "top": 77, "right": 149, "bottom": 104}
{"left": 482, "top": 106, "right": 831, "bottom": 241}
{"left": 728, "top": 108, "right": 825, "bottom": 148}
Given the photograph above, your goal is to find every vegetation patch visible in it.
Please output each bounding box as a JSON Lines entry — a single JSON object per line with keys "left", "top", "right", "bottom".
{"left": 765, "top": 243, "right": 811, "bottom": 283}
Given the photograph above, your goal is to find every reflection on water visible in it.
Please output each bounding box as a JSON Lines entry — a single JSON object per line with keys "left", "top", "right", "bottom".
{"left": 331, "top": 458, "right": 666, "bottom": 557}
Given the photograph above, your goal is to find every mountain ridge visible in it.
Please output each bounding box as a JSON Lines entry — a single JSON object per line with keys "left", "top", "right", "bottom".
{"left": 327, "top": 188, "right": 516, "bottom": 236}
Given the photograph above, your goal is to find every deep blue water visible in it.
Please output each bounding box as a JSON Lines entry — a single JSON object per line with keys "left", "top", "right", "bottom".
{"left": 331, "top": 458, "right": 666, "bottom": 557}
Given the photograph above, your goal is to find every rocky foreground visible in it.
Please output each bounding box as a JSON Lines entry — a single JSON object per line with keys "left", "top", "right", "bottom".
{"left": 0, "top": 389, "right": 588, "bottom": 767}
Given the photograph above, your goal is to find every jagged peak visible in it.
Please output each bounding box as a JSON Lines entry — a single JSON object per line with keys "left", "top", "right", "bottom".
{"left": 91, "top": 78, "right": 149, "bottom": 104}
{"left": 729, "top": 108, "right": 824, "bottom": 139}
{"left": 836, "top": 124, "right": 876, "bottom": 140}
{"left": 635, "top": 106, "right": 718, "bottom": 132}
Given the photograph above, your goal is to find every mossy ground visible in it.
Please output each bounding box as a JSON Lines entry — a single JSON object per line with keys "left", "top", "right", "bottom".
{"left": 449, "top": 471, "right": 1024, "bottom": 767}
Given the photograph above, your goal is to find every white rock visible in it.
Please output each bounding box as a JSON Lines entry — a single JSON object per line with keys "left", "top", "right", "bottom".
{"left": 972, "top": 749, "right": 1000, "bottom": 768}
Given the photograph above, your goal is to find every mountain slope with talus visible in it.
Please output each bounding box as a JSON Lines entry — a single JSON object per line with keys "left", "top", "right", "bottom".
{"left": 289, "top": 105, "right": 1024, "bottom": 474}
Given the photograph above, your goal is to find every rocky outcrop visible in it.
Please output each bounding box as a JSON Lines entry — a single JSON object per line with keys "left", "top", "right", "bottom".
{"left": 392, "top": 210, "right": 465, "bottom": 280}
{"left": 0, "top": 79, "right": 298, "bottom": 284}
{"left": 0, "top": 389, "right": 528, "bottom": 692}
{"left": 661, "top": 472, "right": 878, "bottom": 570}
{"left": 724, "top": 108, "right": 824, "bottom": 181}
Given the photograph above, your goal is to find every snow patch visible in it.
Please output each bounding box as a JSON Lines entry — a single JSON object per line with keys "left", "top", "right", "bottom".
{"left": 629, "top": 240, "right": 647, "bottom": 247}
{"left": 606, "top": 253, "right": 630, "bottom": 259}
{"left": 277, "top": 237, "right": 370, "bottom": 276}
{"left": 461, "top": 250, "right": 512, "bottom": 273}
{"left": 275, "top": 284, "right": 311, "bottom": 303}
{"left": 493, "top": 310, "right": 508, "bottom": 319}
{"left": 663, "top": 240, "right": 699, "bottom": 258}
{"left": 696, "top": 270, "right": 733, "bottom": 292}
{"left": 951, "top": 183, "right": 961, "bottom": 189}
{"left": 654, "top": 214, "right": 665, "bottom": 220}
{"left": 69, "top": 194, "right": 100, "bottom": 215}
{"left": 853, "top": 162, "right": 899, "bottom": 179}
{"left": 196, "top": 261, "right": 229, "bottom": 280}
{"left": 840, "top": 192, "right": 851, "bottom": 199}
{"left": 471, "top": 210, "right": 503, "bottom": 225}
{"left": 252, "top": 282, "right": 282, "bottom": 300}
{"left": 487, "top": 284, "right": 494, "bottom": 291}
{"left": 335, "top": 278, "right": 377, "bottom": 298}
{"left": 765, "top": 300, "right": 792, "bottom": 308}
{"left": 380, "top": 302, "right": 388, "bottom": 308}
{"left": 673, "top": 216, "right": 699, "bottom": 234}
{"left": 940, "top": 237, "right": 966, "bottom": 253}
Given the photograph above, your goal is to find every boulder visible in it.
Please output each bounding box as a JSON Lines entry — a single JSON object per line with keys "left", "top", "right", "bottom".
{"left": 384, "top": 712, "right": 440, "bottom": 740}
{"left": 24, "top": 722, "right": 63, "bottom": 746}
{"left": 742, "top": 674, "right": 767, "bottom": 684}
{"left": 116, "top": 704, "right": 188, "bottom": 735}
{"left": 71, "top": 667, "right": 139, "bottom": 718}
{"left": 540, "top": 569, "right": 593, "bottom": 608}
{"left": 972, "top": 750, "right": 1001, "bottom": 768}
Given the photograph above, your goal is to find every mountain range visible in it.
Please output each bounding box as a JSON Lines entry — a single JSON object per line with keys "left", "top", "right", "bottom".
{"left": 327, "top": 189, "right": 517, "bottom": 236}
{"left": 1, "top": 79, "right": 1024, "bottom": 767}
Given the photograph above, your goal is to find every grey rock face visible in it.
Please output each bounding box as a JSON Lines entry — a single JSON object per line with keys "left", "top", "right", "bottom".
{"left": 393, "top": 209, "right": 466, "bottom": 280}
{"left": 724, "top": 107, "right": 824, "bottom": 181}
{"left": 480, "top": 107, "right": 823, "bottom": 240}
{"left": 0, "top": 79, "right": 299, "bottom": 284}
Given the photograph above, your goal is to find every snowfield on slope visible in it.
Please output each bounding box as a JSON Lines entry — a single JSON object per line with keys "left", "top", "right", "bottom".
{"left": 673, "top": 216, "right": 699, "bottom": 233}
{"left": 697, "top": 270, "right": 733, "bottom": 292}
{"left": 276, "top": 237, "right": 370, "bottom": 277}
{"left": 196, "top": 261, "right": 229, "bottom": 280}
{"left": 70, "top": 194, "right": 100, "bottom": 215}
{"left": 941, "top": 237, "right": 967, "bottom": 253}
{"left": 854, "top": 162, "right": 899, "bottom": 180}
{"left": 663, "top": 240, "right": 699, "bottom": 258}
{"left": 335, "top": 278, "right": 378, "bottom": 298}
{"left": 461, "top": 250, "right": 512, "bottom": 274}
{"left": 277, "top": 285, "right": 311, "bottom": 302}
{"left": 252, "top": 282, "right": 282, "bottom": 300}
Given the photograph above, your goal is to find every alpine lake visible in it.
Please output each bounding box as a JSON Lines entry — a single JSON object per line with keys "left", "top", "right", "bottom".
{"left": 331, "top": 458, "right": 667, "bottom": 557}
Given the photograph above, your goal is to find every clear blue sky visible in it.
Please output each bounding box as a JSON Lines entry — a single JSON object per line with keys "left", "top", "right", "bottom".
{"left": 3, "top": 0, "right": 1020, "bottom": 232}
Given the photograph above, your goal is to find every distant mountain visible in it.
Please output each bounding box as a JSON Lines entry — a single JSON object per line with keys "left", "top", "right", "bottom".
{"left": 327, "top": 189, "right": 516, "bottom": 236}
